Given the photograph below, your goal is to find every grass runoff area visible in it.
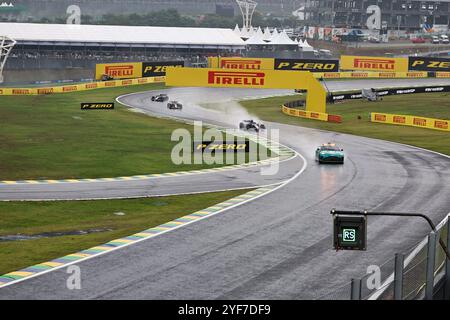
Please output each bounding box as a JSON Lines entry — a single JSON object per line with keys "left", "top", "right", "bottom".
{"left": 0, "top": 83, "right": 265, "bottom": 274}
{"left": 0, "top": 83, "right": 271, "bottom": 181}
{"left": 240, "top": 92, "right": 450, "bottom": 156}
{"left": 0, "top": 190, "right": 248, "bottom": 275}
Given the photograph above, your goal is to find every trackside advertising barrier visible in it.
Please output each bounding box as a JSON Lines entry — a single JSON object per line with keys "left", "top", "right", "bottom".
{"left": 409, "top": 56, "right": 450, "bottom": 72}
{"left": 218, "top": 57, "right": 275, "bottom": 70}
{"left": 95, "top": 61, "right": 184, "bottom": 80}
{"left": 274, "top": 58, "right": 339, "bottom": 73}
{"left": 371, "top": 113, "right": 450, "bottom": 132}
{"left": 281, "top": 105, "right": 342, "bottom": 123}
{"left": 95, "top": 62, "right": 143, "bottom": 80}
{"left": 165, "top": 67, "right": 328, "bottom": 113}
{"left": 211, "top": 57, "right": 340, "bottom": 73}
{"left": 142, "top": 61, "right": 184, "bottom": 77}
{"left": 313, "top": 71, "right": 429, "bottom": 79}
{"left": 0, "top": 76, "right": 166, "bottom": 96}
{"left": 340, "top": 55, "right": 409, "bottom": 72}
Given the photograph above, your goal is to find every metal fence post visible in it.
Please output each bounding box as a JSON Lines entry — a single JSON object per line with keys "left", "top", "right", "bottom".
{"left": 425, "top": 231, "right": 437, "bottom": 300}
{"left": 394, "top": 253, "right": 404, "bottom": 300}
{"left": 445, "top": 219, "right": 450, "bottom": 300}
{"left": 351, "top": 278, "right": 362, "bottom": 300}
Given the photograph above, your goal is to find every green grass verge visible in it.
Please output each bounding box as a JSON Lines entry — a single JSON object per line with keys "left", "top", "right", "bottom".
{"left": 0, "top": 189, "right": 249, "bottom": 275}
{"left": 0, "top": 83, "right": 270, "bottom": 180}
{"left": 240, "top": 92, "right": 450, "bottom": 156}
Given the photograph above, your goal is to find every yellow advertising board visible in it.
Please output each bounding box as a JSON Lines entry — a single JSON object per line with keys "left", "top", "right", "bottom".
{"left": 313, "top": 71, "right": 429, "bottom": 79}
{"left": 207, "top": 57, "right": 219, "bottom": 68}
{"left": 282, "top": 105, "right": 328, "bottom": 121}
{"left": 0, "top": 77, "right": 163, "bottom": 96}
{"left": 165, "top": 67, "right": 327, "bottom": 113}
{"left": 218, "top": 57, "right": 275, "bottom": 70}
{"left": 436, "top": 72, "right": 450, "bottom": 78}
{"left": 371, "top": 112, "right": 450, "bottom": 132}
{"left": 340, "top": 55, "right": 409, "bottom": 72}
{"left": 95, "top": 62, "right": 143, "bottom": 80}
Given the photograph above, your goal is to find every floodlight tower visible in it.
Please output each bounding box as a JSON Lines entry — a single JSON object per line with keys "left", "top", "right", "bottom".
{"left": 236, "top": 0, "right": 258, "bottom": 30}
{"left": 0, "top": 36, "right": 16, "bottom": 84}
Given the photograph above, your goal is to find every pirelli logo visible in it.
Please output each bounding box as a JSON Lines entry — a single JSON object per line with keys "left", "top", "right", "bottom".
{"left": 0, "top": 89, "right": 3, "bottom": 95}
{"left": 121, "top": 80, "right": 133, "bottom": 85}
{"left": 375, "top": 114, "right": 387, "bottom": 122}
{"left": 220, "top": 59, "right": 262, "bottom": 70}
{"left": 37, "top": 88, "right": 54, "bottom": 94}
{"left": 85, "top": 83, "right": 98, "bottom": 89}
{"left": 323, "top": 73, "right": 341, "bottom": 78}
{"left": 435, "top": 120, "right": 449, "bottom": 130}
{"left": 437, "top": 72, "right": 450, "bottom": 78}
{"left": 407, "top": 72, "right": 425, "bottom": 78}
{"left": 105, "top": 65, "right": 134, "bottom": 77}
{"left": 81, "top": 103, "right": 115, "bottom": 110}
{"left": 378, "top": 72, "right": 396, "bottom": 78}
{"left": 63, "top": 86, "right": 78, "bottom": 92}
{"left": 351, "top": 72, "right": 369, "bottom": 78}
{"left": 413, "top": 118, "right": 427, "bottom": 127}
{"left": 104, "top": 81, "right": 116, "bottom": 87}
{"left": 12, "top": 89, "right": 31, "bottom": 95}
{"left": 393, "top": 116, "right": 406, "bottom": 124}
{"left": 208, "top": 71, "right": 265, "bottom": 86}
{"left": 354, "top": 58, "right": 396, "bottom": 70}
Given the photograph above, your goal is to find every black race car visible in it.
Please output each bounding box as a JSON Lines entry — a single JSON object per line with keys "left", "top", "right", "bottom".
{"left": 239, "top": 120, "right": 266, "bottom": 132}
{"left": 167, "top": 101, "right": 183, "bottom": 110}
{"left": 100, "top": 74, "right": 114, "bottom": 81}
{"left": 151, "top": 94, "right": 169, "bottom": 102}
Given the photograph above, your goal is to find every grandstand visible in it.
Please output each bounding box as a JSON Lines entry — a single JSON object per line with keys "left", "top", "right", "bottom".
{"left": 1, "top": 23, "right": 245, "bottom": 71}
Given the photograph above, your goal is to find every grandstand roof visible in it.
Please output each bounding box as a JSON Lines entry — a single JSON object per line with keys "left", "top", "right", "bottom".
{"left": 0, "top": 23, "right": 246, "bottom": 49}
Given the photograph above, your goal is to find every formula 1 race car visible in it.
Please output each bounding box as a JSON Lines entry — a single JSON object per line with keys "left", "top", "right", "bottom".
{"left": 239, "top": 120, "right": 266, "bottom": 132}
{"left": 167, "top": 101, "right": 183, "bottom": 110}
{"left": 100, "top": 74, "right": 114, "bottom": 81}
{"left": 151, "top": 94, "right": 169, "bottom": 102}
{"left": 315, "top": 143, "right": 345, "bottom": 164}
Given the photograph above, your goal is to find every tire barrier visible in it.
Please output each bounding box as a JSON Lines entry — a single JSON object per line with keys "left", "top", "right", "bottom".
{"left": 371, "top": 113, "right": 450, "bottom": 132}
{"left": 0, "top": 76, "right": 166, "bottom": 96}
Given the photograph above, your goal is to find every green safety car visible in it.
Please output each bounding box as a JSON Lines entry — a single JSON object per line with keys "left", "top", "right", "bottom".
{"left": 315, "top": 143, "right": 345, "bottom": 164}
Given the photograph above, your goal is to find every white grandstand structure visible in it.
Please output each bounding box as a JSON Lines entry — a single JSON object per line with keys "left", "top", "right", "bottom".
{"left": 0, "top": 23, "right": 246, "bottom": 50}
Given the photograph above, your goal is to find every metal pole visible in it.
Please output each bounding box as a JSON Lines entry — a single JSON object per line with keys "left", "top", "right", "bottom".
{"left": 351, "top": 278, "right": 362, "bottom": 300}
{"left": 425, "top": 231, "right": 437, "bottom": 300}
{"left": 445, "top": 219, "right": 450, "bottom": 300}
{"left": 394, "top": 253, "right": 405, "bottom": 300}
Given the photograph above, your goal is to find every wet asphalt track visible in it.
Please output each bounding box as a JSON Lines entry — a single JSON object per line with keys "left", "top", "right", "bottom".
{"left": 1, "top": 78, "right": 450, "bottom": 299}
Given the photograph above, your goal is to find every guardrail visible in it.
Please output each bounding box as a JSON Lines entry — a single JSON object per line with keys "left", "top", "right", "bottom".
{"left": 0, "top": 76, "right": 166, "bottom": 95}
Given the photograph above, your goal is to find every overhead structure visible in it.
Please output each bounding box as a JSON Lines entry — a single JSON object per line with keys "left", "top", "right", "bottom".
{"left": 236, "top": 0, "right": 257, "bottom": 30}
{"left": 0, "top": 35, "right": 16, "bottom": 84}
